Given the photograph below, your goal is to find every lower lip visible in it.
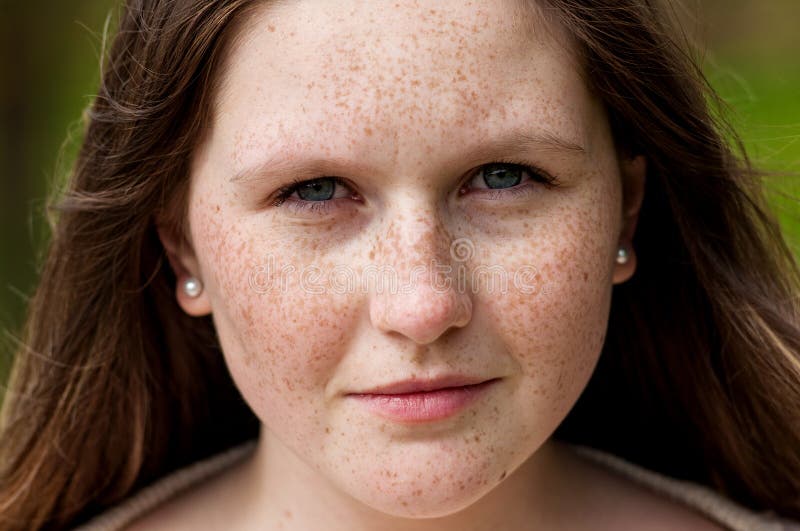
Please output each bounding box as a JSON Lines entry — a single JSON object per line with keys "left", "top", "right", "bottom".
{"left": 348, "top": 379, "right": 498, "bottom": 423}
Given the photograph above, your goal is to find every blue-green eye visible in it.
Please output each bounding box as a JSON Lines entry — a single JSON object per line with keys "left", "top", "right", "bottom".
{"left": 272, "top": 176, "right": 354, "bottom": 211}
{"left": 482, "top": 164, "right": 524, "bottom": 189}
{"left": 296, "top": 178, "right": 335, "bottom": 201}
{"left": 465, "top": 162, "right": 557, "bottom": 195}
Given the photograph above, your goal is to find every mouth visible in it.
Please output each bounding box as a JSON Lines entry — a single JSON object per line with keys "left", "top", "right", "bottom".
{"left": 349, "top": 375, "right": 500, "bottom": 395}
{"left": 346, "top": 377, "right": 501, "bottom": 423}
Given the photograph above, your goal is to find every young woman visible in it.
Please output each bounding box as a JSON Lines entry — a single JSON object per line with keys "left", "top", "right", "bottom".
{"left": 1, "top": 0, "right": 799, "bottom": 529}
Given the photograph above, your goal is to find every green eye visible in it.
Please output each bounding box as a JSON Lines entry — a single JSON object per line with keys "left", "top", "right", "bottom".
{"left": 460, "top": 162, "right": 559, "bottom": 199}
{"left": 296, "top": 178, "right": 336, "bottom": 201}
{"left": 482, "top": 164, "right": 523, "bottom": 189}
{"left": 271, "top": 175, "right": 356, "bottom": 214}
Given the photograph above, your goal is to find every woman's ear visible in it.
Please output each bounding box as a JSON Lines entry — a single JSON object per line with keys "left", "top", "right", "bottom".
{"left": 156, "top": 223, "right": 213, "bottom": 316}
{"left": 612, "top": 154, "right": 646, "bottom": 284}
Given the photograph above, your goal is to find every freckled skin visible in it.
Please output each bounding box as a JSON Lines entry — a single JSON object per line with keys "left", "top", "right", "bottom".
{"left": 166, "top": 0, "right": 646, "bottom": 530}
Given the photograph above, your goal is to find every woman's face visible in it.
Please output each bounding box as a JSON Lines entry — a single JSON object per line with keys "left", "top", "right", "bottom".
{"left": 168, "top": 0, "right": 643, "bottom": 518}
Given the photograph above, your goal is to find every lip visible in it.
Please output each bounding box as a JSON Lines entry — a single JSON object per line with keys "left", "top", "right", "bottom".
{"left": 346, "top": 377, "right": 501, "bottom": 423}
{"left": 349, "top": 375, "right": 497, "bottom": 395}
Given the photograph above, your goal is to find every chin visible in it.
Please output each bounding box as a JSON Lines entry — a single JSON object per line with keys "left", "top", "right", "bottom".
{"left": 331, "top": 455, "right": 503, "bottom": 519}
{"left": 356, "top": 482, "right": 494, "bottom": 519}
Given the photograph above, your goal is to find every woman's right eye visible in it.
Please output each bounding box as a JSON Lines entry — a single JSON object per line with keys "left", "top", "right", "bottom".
{"left": 272, "top": 176, "right": 357, "bottom": 212}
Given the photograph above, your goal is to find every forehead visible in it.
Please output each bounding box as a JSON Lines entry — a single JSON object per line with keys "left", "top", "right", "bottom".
{"left": 212, "top": 0, "right": 596, "bottom": 171}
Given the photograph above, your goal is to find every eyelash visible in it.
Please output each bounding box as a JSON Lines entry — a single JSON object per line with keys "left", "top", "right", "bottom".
{"left": 270, "top": 162, "right": 560, "bottom": 214}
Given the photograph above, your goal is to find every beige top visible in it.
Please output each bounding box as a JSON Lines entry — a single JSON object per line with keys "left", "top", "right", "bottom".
{"left": 75, "top": 441, "right": 799, "bottom": 531}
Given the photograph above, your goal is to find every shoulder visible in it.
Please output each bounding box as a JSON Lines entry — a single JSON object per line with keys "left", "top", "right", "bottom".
{"left": 557, "top": 441, "right": 791, "bottom": 531}
{"left": 126, "top": 444, "right": 257, "bottom": 531}
{"left": 121, "top": 471, "right": 238, "bottom": 531}
{"left": 75, "top": 441, "right": 257, "bottom": 531}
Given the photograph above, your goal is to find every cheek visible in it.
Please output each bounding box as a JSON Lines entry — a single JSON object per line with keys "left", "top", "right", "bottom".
{"left": 190, "top": 202, "right": 360, "bottom": 441}
{"left": 477, "top": 181, "right": 617, "bottom": 421}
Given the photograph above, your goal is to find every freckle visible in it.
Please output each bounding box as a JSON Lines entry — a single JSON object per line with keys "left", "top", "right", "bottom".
{"left": 268, "top": 24, "right": 275, "bottom": 32}
{"left": 364, "top": 127, "right": 373, "bottom": 136}
{"left": 284, "top": 510, "right": 292, "bottom": 519}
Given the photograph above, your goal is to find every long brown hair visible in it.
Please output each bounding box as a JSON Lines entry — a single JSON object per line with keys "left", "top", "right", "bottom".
{"left": 2, "top": 0, "right": 798, "bottom": 528}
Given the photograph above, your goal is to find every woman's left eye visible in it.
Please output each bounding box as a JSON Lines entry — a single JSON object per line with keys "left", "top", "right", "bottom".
{"left": 461, "top": 163, "right": 558, "bottom": 197}
{"left": 269, "top": 162, "right": 558, "bottom": 215}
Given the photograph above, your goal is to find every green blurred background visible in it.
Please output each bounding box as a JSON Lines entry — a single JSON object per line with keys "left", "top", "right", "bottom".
{"left": 0, "top": 1, "right": 798, "bottom": 375}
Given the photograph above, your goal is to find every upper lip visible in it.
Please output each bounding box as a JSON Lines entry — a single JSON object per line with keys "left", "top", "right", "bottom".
{"left": 348, "top": 375, "right": 498, "bottom": 395}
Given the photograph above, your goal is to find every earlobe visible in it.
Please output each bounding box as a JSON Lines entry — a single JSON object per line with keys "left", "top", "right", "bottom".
{"left": 612, "top": 243, "right": 637, "bottom": 284}
{"left": 175, "top": 275, "right": 212, "bottom": 317}
{"left": 156, "top": 223, "right": 213, "bottom": 316}
{"left": 612, "top": 155, "right": 646, "bottom": 285}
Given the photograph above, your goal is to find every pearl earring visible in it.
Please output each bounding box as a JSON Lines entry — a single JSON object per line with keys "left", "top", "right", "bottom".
{"left": 616, "top": 246, "right": 630, "bottom": 265}
{"left": 183, "top": 277, "right": 203, "bottom": 298}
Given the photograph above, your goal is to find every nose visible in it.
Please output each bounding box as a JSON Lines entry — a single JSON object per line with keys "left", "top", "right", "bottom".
{"left": 368, "top": 208, "right": 473, "bottom": 345}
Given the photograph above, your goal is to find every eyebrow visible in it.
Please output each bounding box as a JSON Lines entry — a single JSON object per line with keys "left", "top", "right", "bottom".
{"left": 229, "top": 155, "right": 376, "bottom": 185}
{"left": 228, "top": 129, "right": 586, "bottom": 185}
{"left": 470, "top": 129, "right": 587, "bottom": 161}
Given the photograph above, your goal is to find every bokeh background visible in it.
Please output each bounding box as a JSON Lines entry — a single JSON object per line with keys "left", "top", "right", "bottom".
{"left": 1, "top": 0, "right": 798, "bottom": 376}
